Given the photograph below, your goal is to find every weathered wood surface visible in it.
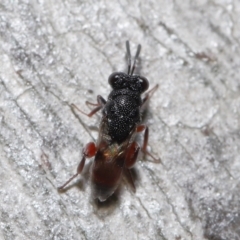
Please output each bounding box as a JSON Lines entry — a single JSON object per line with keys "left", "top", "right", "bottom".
{"left": 0, "top": 1, "right": 240, "bottom": 239}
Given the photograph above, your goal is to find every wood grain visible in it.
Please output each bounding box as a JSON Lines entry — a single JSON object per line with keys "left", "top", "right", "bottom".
{"left": 0, "top": 1, "right": 240, "bottom": 239}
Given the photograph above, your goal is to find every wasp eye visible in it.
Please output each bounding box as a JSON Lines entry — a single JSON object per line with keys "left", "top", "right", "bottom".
{"left": 108, "top": 72, "right": 126, "bottom": 89}
{"left": 138, "top": 76, "right": 149, "bottom": 92}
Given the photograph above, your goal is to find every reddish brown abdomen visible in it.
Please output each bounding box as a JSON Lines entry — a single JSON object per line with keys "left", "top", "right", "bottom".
{"left": 91, "top": 150, "right": 124, "bottom": 201}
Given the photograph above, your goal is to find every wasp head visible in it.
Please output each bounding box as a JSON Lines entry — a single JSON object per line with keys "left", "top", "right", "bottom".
{"left": 108, "top": 72, "right": 149, "bottom": 93}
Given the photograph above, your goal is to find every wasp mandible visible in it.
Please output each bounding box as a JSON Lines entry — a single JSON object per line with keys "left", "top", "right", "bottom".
{"left": 58, "top": 41, "right": 159, "bottom": 202}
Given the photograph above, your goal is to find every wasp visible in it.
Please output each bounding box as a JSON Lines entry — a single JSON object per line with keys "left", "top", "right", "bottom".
{"left": 58, "top": 41, "right": 159, "bottom": 201}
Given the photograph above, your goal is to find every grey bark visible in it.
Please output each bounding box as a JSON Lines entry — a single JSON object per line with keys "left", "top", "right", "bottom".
{"left": 0, "top": 0, "right": 240, "bottom": 239}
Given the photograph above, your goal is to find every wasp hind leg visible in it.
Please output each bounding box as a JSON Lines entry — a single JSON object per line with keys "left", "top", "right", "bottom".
{"left": 124, "top": 168, "right": 136, "bottom": 193}
{"left": 58, "top": 142, "right": 97, "bottom": 192}
{"left": 124, "top": 141, "right": 140, "bottom": 192}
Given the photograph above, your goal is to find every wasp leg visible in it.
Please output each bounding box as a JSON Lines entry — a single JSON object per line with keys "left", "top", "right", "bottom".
{"left": 124, "top": 141, "right": 140, "bottom": 192}
{"left": 125, "top": 142, "right": 140, "bottom": 169}
{"left": 86, "top": 95, "right": 106, "bottom": 107}
{"left": 124, "top": 168, "right": 136, "bottom": 193}
{"left": 136, "top": 124, "right": 160, "bottom": 163}
{"left": 71, "top": 95, "right": 106, "bottom": 117}
{"left": 141, "top": 84, "right": 159, "bottom": 111}
{"left": 58, "top": 142, "right": 97, "bottom": 191}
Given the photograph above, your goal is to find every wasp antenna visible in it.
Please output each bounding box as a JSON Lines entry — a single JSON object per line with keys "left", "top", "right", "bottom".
{"left": 126, "top": 40, "right": 131, "bottom": 75}
{"left": 130, "top": 44, "right": 141, "bottom": 76}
